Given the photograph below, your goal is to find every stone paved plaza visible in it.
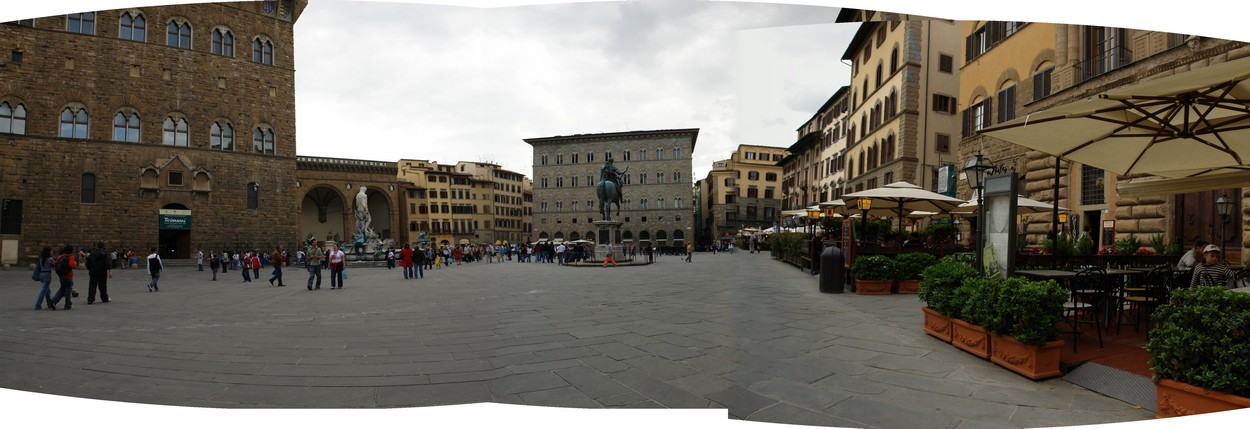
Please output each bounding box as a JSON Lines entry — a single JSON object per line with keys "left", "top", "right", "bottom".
{"left": 0, "top": 252, "right": 1153, "bottom": 428}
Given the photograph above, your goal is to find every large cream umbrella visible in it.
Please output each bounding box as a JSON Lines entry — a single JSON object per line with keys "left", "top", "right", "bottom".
{"left": 954, "top": 191, "right": 1071, "bottom": 216}
{"left": 843, "top": 181, "right": 967, "bottom": 236}
{"left": 981, "top": 56, "right": 1250, "bottom": 178}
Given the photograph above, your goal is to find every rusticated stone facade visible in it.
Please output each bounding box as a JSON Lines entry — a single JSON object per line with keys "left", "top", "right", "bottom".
{"left": 0, "top": 1, "right": 307, "bottom": 263}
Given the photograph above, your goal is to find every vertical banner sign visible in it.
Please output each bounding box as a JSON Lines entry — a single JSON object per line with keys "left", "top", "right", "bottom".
{"left": 159, "top": 209, "right": 192, "bottom": 230}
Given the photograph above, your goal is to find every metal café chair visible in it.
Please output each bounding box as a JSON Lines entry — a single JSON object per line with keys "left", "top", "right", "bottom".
{"left": 1115, "top": 265, "right": 1170, "bottom": 334}
{"left": 1064, "top": 267, "right": 1107, "bottom": 352}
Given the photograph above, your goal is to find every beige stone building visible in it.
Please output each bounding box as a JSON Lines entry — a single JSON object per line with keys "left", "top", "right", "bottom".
{"left": 526, "top": 129, "right": 697, "bottom": 249}
{"left": 0, "top": 1, "right": 307, "bottom": 262}
{"left": 698, "top": 144, "right": 788, "bottom": 246}
{"left": 780, "top": 86, "right": 851, "bottom": 215}
{"left": 837, "top": 10, "right": 963, "bottom": 196}
{"left": 958, "top": 21, "right": 1247, "bottom": 262}
{"left": 454, "top": 161, "right": 528, "bottom": 245}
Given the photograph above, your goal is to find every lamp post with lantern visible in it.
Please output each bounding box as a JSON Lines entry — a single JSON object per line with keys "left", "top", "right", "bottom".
{"left": 807, "top": 206, "right": 821, "bottom": 240}
{"left": 858, "top": 198, "right": 872, "bottom": 245}
{"left": 1216, "top": 194, "right": 1233, "bottom": 260}
{"left": 964, "top": 152, "right": 993, "bottom": 275}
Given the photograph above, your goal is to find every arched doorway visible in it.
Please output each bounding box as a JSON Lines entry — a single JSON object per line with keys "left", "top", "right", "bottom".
{"left": 656, "top": 230, "right": 669, "bottom": 246}
{"left": 539, "top": 232, "right": 549, "bottom": 241}
{"left": 586, "top": 232, "right": 596, "bottom": 242}
{"left": 158, "top": 203, "right": 191, "bottom": 259}
{"left": 302, "top": 186, "right": 346, "bottom": 243}
{"left": 569, "top": 231, "right": 581, "bottom": 241}
{"left": 673, "top": 229, "right": 685, "bottom": 244}
{"left": 639, "top": 230, "right": 651, "bottom": 247}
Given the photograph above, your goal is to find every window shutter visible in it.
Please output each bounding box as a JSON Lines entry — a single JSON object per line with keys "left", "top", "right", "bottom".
{"left": 965, "top": 35, "right": 974, "bottom": 62}
{"left": 962, "top": 109, "right": 970, "bottom": 138}
{"left": 984, "top": 98, "right": 993, "bottom": 129}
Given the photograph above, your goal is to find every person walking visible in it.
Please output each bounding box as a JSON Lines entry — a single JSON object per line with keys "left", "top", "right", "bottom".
{"left": 306, "top": 239, "right": 324, "bottom": 290}
{"left": 34, "top": 246, "right": 55, "bottom": 310}
{"left": 400, "top": 243, "right": 415, "bottom": 280}
{"left": 413, "top": 245, "right": 425, "bottom": 279}
{"left": 209, "top": 252, "right": 220, "bottom": 281}
{"left": 602, "top": 242, "right": 618, "bottom": 267}
{"left": 48, "top": 246, "right": 78, "bottom": 310}
{"left": 86, "top": 242, "right": 111, "bottom": 304}
{"left": 250, "top": 251, "right": 261, "bottom": 280}
{"left": 268, "top": 245, "right": 286, "bottom": 286}
{"left": 146, "top": 247, "right": 162, "bottom": 292}
{"left": 196, "top": 248, "right": 204, "bottom": 271}
{"left": 241, "top": 252, "right": 253, "bottom": 282}
{"left": 685, "top": 242, "right": 693, "bottom": 263}
{"left": 386, "top": 248, "right": 396, "bottom": 270}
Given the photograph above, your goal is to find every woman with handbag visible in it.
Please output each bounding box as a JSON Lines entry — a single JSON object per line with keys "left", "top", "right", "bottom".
{"left": 328, "top": 244, "right": 346, "bottom": 289}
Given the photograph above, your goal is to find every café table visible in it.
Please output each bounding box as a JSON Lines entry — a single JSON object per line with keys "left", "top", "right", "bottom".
{"left": 1015, "top": 269, "right": 1078, "bottom": 280}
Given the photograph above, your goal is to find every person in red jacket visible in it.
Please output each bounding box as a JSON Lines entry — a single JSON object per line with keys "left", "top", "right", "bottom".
{"left": 48, "top": 246, "right": 78, "bottom": 310}
{"left": 400, "top": 243, "right": 415, "bottom": 280}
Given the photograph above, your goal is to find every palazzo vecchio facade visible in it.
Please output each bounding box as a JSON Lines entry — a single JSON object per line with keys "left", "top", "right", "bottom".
{"left": 0, "top": 1, "right": 307, "bottom": 263}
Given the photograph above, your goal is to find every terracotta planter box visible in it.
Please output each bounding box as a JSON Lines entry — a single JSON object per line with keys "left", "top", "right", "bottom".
{"left": 922, "top": 307, "right": 952, "bottom": 343}
{"left": 897, "top": 279, "right": 921, "bottom": 294}
{"left": 989, "top": 334, "right": 1063, "bottom": 380}
{"left": 1156, "top": 378, "right": 1250, "bottom": 418}
{"left": 951, "top": 318, "right": 991, "bottom": 359}
{"left": 855, "top": 279, "right": 893, "bottom": 295}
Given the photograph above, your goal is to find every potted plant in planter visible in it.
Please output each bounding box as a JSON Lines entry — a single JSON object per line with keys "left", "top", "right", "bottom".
{"left": 894, "top": 252, "right": 937, "bottom": 294}
{"left": 951, "top": 277, "right": 995, "bottom": 359}
{"left": 1147, "top": 286, "right": 1250, "bottom": 418}
{"left": 989, "top": 277, "right": 1067, "bottom": 379}
{"left": 852, "top": 254, "right": 894, "bottom": 295}
{"left": 919, "top": 257, "right": 976, "bottom": 342}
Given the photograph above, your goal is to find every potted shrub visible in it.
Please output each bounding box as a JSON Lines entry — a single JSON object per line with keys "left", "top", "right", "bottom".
{"left": 919, "top": 257, "right": 976, "bottom": 342}
{"left": 852, "top": 255, "right": 893, "bottom": 295}
{"left": 894, "top": 252, "right": 937, "bottom": 294}
{"left": 951, "top": 277, "right": 994, "bottom": 359}
{"left": 1147, "top": 286, "right": 1250, "bottom": 418}
{"left": 989, "top": 277, "right": 1067, "bottom": 379}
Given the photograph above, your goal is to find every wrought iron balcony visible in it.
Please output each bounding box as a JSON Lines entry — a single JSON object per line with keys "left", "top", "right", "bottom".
{"left": 1075, "top": 45, "right": 1133, "bottom": 84}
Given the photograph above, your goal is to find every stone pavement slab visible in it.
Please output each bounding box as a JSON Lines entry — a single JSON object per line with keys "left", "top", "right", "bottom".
{"left": 0, "top": 252, "right": 1153, "bottom": 427}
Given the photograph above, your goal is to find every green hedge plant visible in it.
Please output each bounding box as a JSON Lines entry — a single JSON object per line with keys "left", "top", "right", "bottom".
{"left": 998, "top": 278, "right": 1067, "bottom": 346}
{"left": 852, "top": 255, "right": 893, "bottom": 281}
{"left": 919, "top": 257, "right": 977, "bottom": 317}
{"left": 893, "top": 252, "right": 937, "bottom": 281}
{"left": 1147, "top": 286, "right": 1250, "bottom": 397}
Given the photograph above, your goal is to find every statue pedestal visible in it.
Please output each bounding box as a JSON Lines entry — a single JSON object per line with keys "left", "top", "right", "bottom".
{"left": 592, "top": 220, "right": 629, "bottom": 262}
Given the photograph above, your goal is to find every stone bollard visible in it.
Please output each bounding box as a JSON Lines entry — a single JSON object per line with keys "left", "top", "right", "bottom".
{"left": 819, "top": 246, "right": 844, "bottom": 294}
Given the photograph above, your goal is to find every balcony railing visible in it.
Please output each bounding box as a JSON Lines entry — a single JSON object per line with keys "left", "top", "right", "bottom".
{"left": 1075, "top": 45, "right": 1133, "bottom": 84}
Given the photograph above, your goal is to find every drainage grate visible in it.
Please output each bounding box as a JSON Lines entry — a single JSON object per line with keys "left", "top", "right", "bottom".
{"left": 1061, "top": 362, "right": 1157, "bottom": 412}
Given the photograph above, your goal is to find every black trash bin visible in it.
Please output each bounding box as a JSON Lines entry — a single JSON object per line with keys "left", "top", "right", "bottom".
{"left": 819, "top": 246, "right": 844, "bottom": 293}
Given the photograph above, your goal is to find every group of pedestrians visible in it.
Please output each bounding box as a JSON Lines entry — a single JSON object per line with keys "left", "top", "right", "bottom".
{"left": 303, "top": 239, "right": 347, "bottom": 290}
{"left": 33, "top": 244, "right": 163, "bottom": 310}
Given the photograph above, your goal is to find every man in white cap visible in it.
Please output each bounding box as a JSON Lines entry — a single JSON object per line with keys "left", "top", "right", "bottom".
{"left": 1190, "top": 244, "right": 1236, "bottom": 288}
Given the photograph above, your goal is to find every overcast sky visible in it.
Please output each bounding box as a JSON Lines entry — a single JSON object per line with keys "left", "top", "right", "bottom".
{"left": 292, "top": 0, "right": 851, "bottom": 180}
{"left": 4, "top": 0, "right": 1248, "bottom": 182}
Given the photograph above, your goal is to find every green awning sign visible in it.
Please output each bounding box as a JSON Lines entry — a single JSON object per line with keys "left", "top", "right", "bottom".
{"left": 159, "top": 209, "right": 191, "bottom": 230}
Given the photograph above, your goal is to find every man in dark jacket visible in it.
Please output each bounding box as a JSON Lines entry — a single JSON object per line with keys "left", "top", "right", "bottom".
{"left": 86, "top": 242, "right": 111, "bottom": 304}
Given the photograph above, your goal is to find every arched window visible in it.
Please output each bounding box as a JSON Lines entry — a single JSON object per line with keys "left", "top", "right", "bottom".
{"left": 1, "top": 102, "right": 29, "bottom": 135}
{"left": 875, "top": 62, "right": 883, "bottom": 89}
{"left": 673, "top": 171, "right": 681, "bottom": 183}
{"left": 639, "top": 149, "right": 647, "bottom": 160}
{"left": 252, "top": 127, "right": 275, "bottom": 154}
{"left": 640, "top": 198, "right": 648, "bottom": 209}
{"left": 112, "top": 112, "right": 140, "bottom": 142}
{"left": 59, "top": 107, "right": 89, "bottom": 139}
{"left": 674, "top": 197, "right": 682, "bottom": 208}
{"left": 119, "top": 12, "right": 145, "bottom": 41}
{"left": 638, "top": 172, "right": 647, "bottom": 185}
{"left": 211, "top": 121, "right": 234, "bottom": 150}
{"left": 162, "top": 117, "right": 189, "bottom": 146}
{"left": 655, "top": 148, "right": 663, "bottom": 160}
{"left": 672, "top": 147, "right": 680, "bottom": 159}
{"left": 890, "top": 47, "right": 899, "bottom": 73}
{"left": 657, "top": 198, "right": 665, "bottom": 209}
{"left": 252, "top": 38, "right": 274, "bottom": 65}
{"left": 81, "top": 173, "right": 96, "bottom": 203}
{"left": 857, "top": 151, "right": 865, "bottom": 174}
{"left": 211, "top": 28, "right": 234, "bottom": 56}
{"left": 572, "top": 201, "right": 579, "bottom": 212}
{"left": 246, "top": 182, "right": 259, "bottom": 210}
{"left": 166, "top": 20, "right": 191, "bottom": 48}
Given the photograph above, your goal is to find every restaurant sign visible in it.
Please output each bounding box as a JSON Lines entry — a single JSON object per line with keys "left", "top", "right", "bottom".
{"left": 159, "top": 209, "right": 191, "bottom": 230}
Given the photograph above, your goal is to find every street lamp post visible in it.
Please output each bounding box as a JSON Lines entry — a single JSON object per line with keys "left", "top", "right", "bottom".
{"left": 807, "top": 207, "right": 821, "bottom": 240}
{"left": 1216, "top": 194, "right": 1232, "bottom": 259}
{"left": 964, "top": 152, "right": 993, "bottom": 275}
{"left": 858, "top": 198, "right": 872, "bottom": 245}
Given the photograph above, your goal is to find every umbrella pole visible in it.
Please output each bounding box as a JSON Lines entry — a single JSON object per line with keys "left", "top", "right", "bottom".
{"left": 1051, "top": 156, "right": 1060, "bottom": 269}
{"left": 898, "top": 200, "right": 905, "bottom": 240}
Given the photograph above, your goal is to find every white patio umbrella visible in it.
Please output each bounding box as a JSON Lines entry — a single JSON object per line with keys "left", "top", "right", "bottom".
{"left": 954, "top": 191, "right": 1071, "bottom": 216}
{"left": 843, "top": 181, "right": 967, "bottom": 235}
{"left": 982, "top": 55, "right": 1250, "bottom": 178}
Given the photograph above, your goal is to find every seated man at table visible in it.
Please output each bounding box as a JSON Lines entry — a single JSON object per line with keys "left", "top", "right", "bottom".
{"left": 1191, "top": 244, "right": 1237, "bottom": 288}
{"left": 1176, "top": 239, "right": 1209, "bottom": 271}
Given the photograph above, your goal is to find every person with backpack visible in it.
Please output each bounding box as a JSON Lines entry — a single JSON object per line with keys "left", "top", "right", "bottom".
{"left": 146, "top": 247, "right": 162, "bottom": 292}
{"left": 33, "top": 246, "right": 55, "bottom": 310}
{"left": 48, "top": 246, "right": 77, "bottom": 310}
{"left": 86, "top": 242, "right": 111, "bottom": 304}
